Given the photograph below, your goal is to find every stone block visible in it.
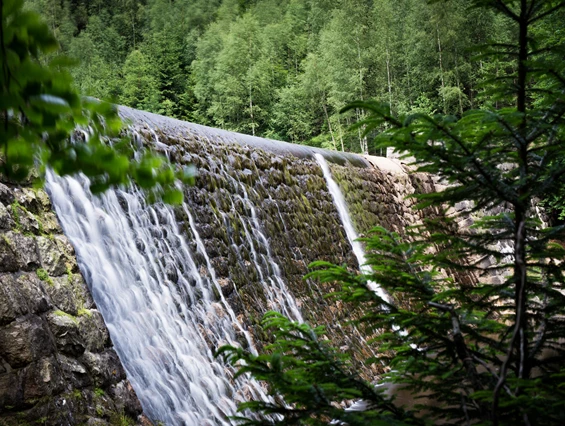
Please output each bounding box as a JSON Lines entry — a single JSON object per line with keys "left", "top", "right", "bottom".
{"left": 46, "top": 276, "right": 78, "bottom": 316}
{"left": 80, "top": 350, "right": 126, "bottom": 387}
{"left": 78, "top": 310, "right": 110, "bottom": 353}
{"left": 108, "top": 380, "right": 143, "bottom": 417}
{"left": 57, "top": 354, "right": 91, "bottom": 389}
{"left": 16, "top": 273, "right": 52, "bottom": 316}
{"left": 0, "top": 183, "right": 14, "bottom": 205}
{"left": 0, "top": 274, "right": 28, "bottom": 324}
{"left": 0, "top": 273, "right": 51, "bottom": 325}
{"left": 0, "top": 232, "right": 40, "bottom": 272}
{"left": 0, "top": 370, "right": 23, "bottom": 409}
{"left": 14, "top": 188, "right": 50, "bottom": 214}
{"left": 41, "top": 212, "right": 62, "bottom": 234}
{"left": 0, "top": 233, "right": 19, "bottom": 273}
{"left": 47, "top": 312, "right": 85, "bottom": 356}
{"left": 0, "top": 202, "right": 14, "bottom": 230}
{"left": 13, "top": 205, "right": 41, "bottom": 235}
{"left": 68, "top": 273, "right": 96, "bottom": 310}
{"left": 0, "top": 315, "right": 54, "bottom": 368}
{"left": 37, "top": 236, "right": 68, "bottom": 276}
{"left": 22, "top": 356, "right": 65, "bottom": 402}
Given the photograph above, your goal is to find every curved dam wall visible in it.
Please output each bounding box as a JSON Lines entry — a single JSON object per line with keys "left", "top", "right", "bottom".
{"left": 1, "top": 106, "right": 438, "bottom": 425}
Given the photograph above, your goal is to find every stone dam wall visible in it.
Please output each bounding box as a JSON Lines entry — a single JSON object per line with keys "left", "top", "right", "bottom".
{"left": 1, "top": 106, "right": 447, "bottom": 425}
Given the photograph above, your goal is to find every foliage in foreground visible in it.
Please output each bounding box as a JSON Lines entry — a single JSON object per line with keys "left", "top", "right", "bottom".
{"left": 218, "top": 0, "right": 565, "bottom": 424}
{"left": 1, "top": 0, "right": 191, "bottom": 201}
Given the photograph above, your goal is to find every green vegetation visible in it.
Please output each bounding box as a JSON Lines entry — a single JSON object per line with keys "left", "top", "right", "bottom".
{"left": 1, "top": 0, "right": 192, "bottom": 201}
{"left": 53, "top": 309, "right": 78, "bottom": 324}
{"left": 218, "top": 0, "right": 565, "bottom": 425}
{"left": 10, "top": 201, "right": 22, "bottom": 232}
{"left": 5, "top": 0, "right": 564, "bottom": 424}
{"left": 24, "top": 0, "right": 524, "bottom": 153}
{"left": 108, "top": 412, "right": 135, "bottom": 426}
{"left": 35, "top": 268, "right": 53, "bottom": 285}
{"left": 77, "top": 307, "right": 92, "bottom": 317}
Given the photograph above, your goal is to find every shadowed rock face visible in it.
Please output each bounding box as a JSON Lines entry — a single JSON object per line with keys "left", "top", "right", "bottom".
{"left": 0, "top": 181, "right": 145, "bottom": 426}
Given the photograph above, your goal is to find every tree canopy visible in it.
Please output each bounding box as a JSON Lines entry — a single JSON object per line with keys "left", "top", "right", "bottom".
{"left": 24, "top": 0, "right": 524, "bottom": 154}
{"left": 1, "top": 0, "right": 191, "bottom": 202}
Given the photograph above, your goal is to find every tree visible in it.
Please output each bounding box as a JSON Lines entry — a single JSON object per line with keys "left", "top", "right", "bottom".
{"left": 120, "top": 49, "right": 161, "bottom": 112}
{"left": 218, "top": 0, "right": 565, "bottom": 424}
{"left": 1, "top": 0, "right": 189, "bottom": 202}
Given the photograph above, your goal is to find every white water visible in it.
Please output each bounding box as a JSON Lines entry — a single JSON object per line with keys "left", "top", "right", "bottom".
{"left": 315, "top": 153, "right": 391, "bottom": 304}
{"left": 45, "top": 171, "right": 272, "bottom": 425}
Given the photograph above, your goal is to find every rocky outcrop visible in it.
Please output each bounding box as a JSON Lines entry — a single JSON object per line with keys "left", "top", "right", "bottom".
{"left": 0, "top": 182, "right": 145, "bottom": 426}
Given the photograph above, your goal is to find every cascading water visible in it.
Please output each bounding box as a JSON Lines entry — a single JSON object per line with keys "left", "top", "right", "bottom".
{"left": 315, "top": 154, "right": 390, "bottom": 303}
{"left": 45, "top": 172, "right": 272, "bottom": 425}
{"left": 43, "top": 106, "right": 390, "bottom": 425}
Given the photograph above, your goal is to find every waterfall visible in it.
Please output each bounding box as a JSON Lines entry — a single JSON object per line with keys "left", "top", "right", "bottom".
{"left": 42, "top": 106, "right": 384, "bottom": 425}
{"left": 45, "top": 172, "right": 272, "bottom": 425}
{"left": 314, "top": 153, "right": 390, "bottom": 303}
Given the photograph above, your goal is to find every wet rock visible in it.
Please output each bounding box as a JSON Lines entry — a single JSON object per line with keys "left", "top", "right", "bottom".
{"left": 37, "top": 236, "right": 68, "bottom": 276}
{"left": 0, "top": 316, "right": 54, "bottom": 368}
{"left": 47, "top": 312, "right": 85, "bottom": 356}
{"left": 164, "top": 261, "right": 179, "bottom": 283}
{"left": 46, "top": 276, "right": 78, "bottom": 316}
{"left": 78, "top": 310, "right": 110, "bottom": 353}
{"left": 211, "top": 256, "right": 229, "bottom": 277}
{"left": 23, "top": 356, "right": 65, "bottom": 402}
{"left": 81, "top": 350, "right": 126, "bottom": 387}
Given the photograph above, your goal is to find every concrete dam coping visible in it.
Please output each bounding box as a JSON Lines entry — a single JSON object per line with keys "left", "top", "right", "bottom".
{"left": 118, "top": 105, "right": 375, "bottom": 169}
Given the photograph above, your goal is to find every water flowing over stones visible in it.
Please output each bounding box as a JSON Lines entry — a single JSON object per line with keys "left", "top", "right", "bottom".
{"left": 34, "top": 106, "right": 441, "bottom": 425}
{"left": 315, "top": 153, "right": 390, "bottom": 304}
{"left": 46, "top": 173, "right": 269, "bottom": 425}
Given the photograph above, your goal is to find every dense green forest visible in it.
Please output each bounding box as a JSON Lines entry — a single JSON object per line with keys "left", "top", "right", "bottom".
{"left": 26, "top": 0, "right": 522, "bottom": 153}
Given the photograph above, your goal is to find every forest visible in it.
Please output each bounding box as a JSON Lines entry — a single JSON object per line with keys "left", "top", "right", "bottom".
{"left": 25, "top": 0, "right": 530, "bottom": 154}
